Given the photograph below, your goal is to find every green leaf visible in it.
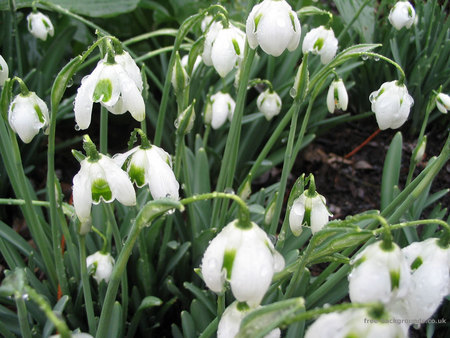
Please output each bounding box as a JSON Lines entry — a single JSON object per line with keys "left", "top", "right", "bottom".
{"left": 381, "top": 132, "right": 403, "bottom": 210}
{"left": 42, "top": 296, "right": 69, "bottom": 338}
{"left": 51, "top": 56, "right": 82, "bottom": 111}
{"left": 334, "top": 0, "right": 375, "bottom": 42}
{"left": 137, "top": 296, "right": 163, "bottom": 312}
{"left": 106, "top": 302, "right": 123, "bottom": 338}
{"left": 298, "top": 6, "right": 332, "bottom": 18}
{"left": 181, "top": 310, "right": 196, "bottom": 338}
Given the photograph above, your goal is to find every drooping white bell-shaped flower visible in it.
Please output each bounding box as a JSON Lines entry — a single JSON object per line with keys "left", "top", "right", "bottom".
{"left": 8, "top": 92, "right": 49, "bottom": 143}
{"left": 201, "top": 220, "right": 285, "bottom": 306}
{"left": 327, "top": 79, "right": 348, "bottom": 113}
{"left": 257, "top": 89, "right": 282, "bottom": 121}
{"left": 202, "top": 21, "right": 223, "bottom": 66}
{"left": 86, "top": 251, "right": 115, "bottom": 284}
{"left": 302, "top": 26, "right": 338, "bottom": 64}
{"left": 0, "top": 55, "right": 8, "bottom": 86}
{"left": 369, "top": 81, "right": 414, "bottom": 130}
{"left": 218, "top": 301, "right": 281, "bottom": 338}
{"left": 246, "top": 0, "right": 301, "bottom": 57}
{"left": 114, "top": 145, "right": 179, "bottom": 200}
{"left": 27, "top": 11, "right": 54, "bottom": 41}
{"left": 73, "top": 154, "right": 136, "bottom": 224}
{"left": 389, "top": 238, "right": 450, "bottom": 323}
{"left": 436, "top": 93, "right": 450, "bottom": 114}
{"left": 289, "top": 191, "right": 331, "bottom": 236}
{"left": 388, "top": 1, "right": 416, "bottom": 30}
{"left": 204, "top": 92, "right": 236, "bottom": 129}
{"left": 74, "top": 54, "right": 145, "bottom": 130}
{"left": 348, "top": 241, "right": 411, "bottom": 304}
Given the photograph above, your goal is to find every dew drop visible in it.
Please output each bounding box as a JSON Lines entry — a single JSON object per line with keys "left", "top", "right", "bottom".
{"left": 74, "top": 124, "right": 80, "bottom": 131}
{"left": 361, "top": 55, "right": 369, "bottom": 61}
{"left": 374, "top": 56, "right": 380, "bottom": 61}
{"left": 67, "top": 78, "right": 74, "bottom": 88}
{"left": 224, "top": 187, "right": 235, "bottom": 195}
{"left": 289, "top": 88, "right": 297, "bottom": 98}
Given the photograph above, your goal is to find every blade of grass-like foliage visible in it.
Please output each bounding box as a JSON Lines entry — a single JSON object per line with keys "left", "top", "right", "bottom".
{"left": 42, "top": 295, "right": 69, "bottom": 338}
{"left": 381, "top": 132, "right": 402, "bottom": 210}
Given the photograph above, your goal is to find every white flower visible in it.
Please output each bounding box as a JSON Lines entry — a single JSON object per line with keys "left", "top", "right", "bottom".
{"left": 181, "top": 54, "right": 202, "bottom": 74}
{"left": 74, "top": 53, "right": 145, "bottom": 130}
{"left": 86, "top": 251, "right": 115, "bottom": 284}
{"left": 302, "top": 26, "right": 338, "bottom": 64}
{"left": 388, "top": 1, "right": 416, "bottom": 30}
{"left": 201, "top": 15, "right": 214, "bottom": 33}
{"left": 27, "top": 11, "right": 54, "bottom": 41}
{"left": 257, "top": 89, "right": 282, "bottom": 121}
{"left": 114, "top": 145, "right": 179, "bottom": 200}
{"left": 218, "top": 301, "right": 281, "bottom": 338}
{"left": 201, "top": 220, "right": 284, "bottom": 306}
{"left": 348, "top": 241, "right": 411, "bottom": 304}
{"left": 246, "top": 0, "right": 301, "bottom": 57}
{"left": 8, "top": 92, "right": 49, "bottom": 143}
{"left": 369, "top": 81, "right": 414, "bottom": 130}
{"left": 327, "top": 79, "right": 348, "bottom": 113}
{"left": 0, "top": 55, "right": 8, "bottom": 86}
{"left": 203, "top": 23, "right": 245, "bottom": 77}
{"left": 289, "top": 191, "right": 331, "bottom": 236}
{"left": 436, "top": 93, "right": 450, "bottom": 114}
{"left": 73, "top": 154, "right": 136, "bottom": 224}
{"left": 204, "top": 92, "right": 236, "bottom": 129}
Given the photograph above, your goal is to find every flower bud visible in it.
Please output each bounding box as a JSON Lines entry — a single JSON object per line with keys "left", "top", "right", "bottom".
{"left": 369, "top": 81, "right": 414, "bottom": 130}
{"left": 326, "top": 79, "right": 348, "bottom": 113}
{"left": 246, "top": 0, "right": 301, "bottom": 57}
{"left": 388, "top": 1, "right": 416, "bottom": 30}
{"left": 8, "top": 92, "right": 49, "bottom": 143}
{"left": 27, "top": 11, "right": 54, "bottom": 41}
{"left": 86, "top": 251, "right": 115, "bottom": 284}
{"left": 175, "top": 102, "right": 196, "bottom": 134}
{"left": 302, "top": 26, "right": 338, "bottom": 64}
{"left": 257, "top": 89, "right": 282, "bottom": 121}
{"left": 171, "top": 53, "right": 190, "bottom": 93}
{"left": 436, "top": 92, "right": 450, "bottom": 114}
{"left": 413, "top": 136, "right": 426, "bottom": 163}
{"left": 0, "top": 55, "right": 8, "bottom": 86}
{"left": 204, "top": 92, "right": 236, "bottom": 129}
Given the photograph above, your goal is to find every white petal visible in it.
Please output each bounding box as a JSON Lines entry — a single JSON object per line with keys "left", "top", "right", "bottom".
{"left": 202, "top": 22, "right": 222, "bottom": 66}
{"left": 337, "top": 80, "right": 348, "bottom": 110}
{"left": 245, "top": 2, "right": 261, "bottom": 49}
{"left": 289, "top": 196, "right": 306, "bottom": 236}
{"left": 201, "top": 231, "right": 227, "bottom": 293}
{"left": 72, "top": 160, "right": 93, "bottom": 222}
{"left": 326, "top": 83, "right": 336, "bottom": 113}
{"left": 120, "top": 72, "right": 146, "bottom": 122}
{"left": 74, "top": 72, "right": 98, "bottom": 130}
{"left": 210, "top": 92, "right": 235, "bottom": 129}
{"left": 145, "top": 148, "right": 179, "bottom": 200}
{"left": 99, "top": 156, "right": 136, "bottom": 206}
{"left": 8, "top": 94, "right": 43, "bottom": 143}
{"left": 0, "top": 55, "right": 9, "bottom": 86}
{"left": 211, "top": 29, "right": 239, "bottom": 77}
{"left": 114, "top": 51, "right": 143, "bottom": 90}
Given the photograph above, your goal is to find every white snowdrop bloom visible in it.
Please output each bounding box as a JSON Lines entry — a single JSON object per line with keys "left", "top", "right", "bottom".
{"left": 72, "top": 154, "right": 136, "bottom": 224}
{"left": 436, "top": 93, "right": 450, "bottom": 114}
{"left": 218, "top": 301, "right": 281, "bottom": 338}
{"left": 246, "top": 0, "right": 301, "bottom": 57}
{"left": 201, "top": 15, "right": 214, "bottom": 33}
{"left": 327, "top": 79, "right": 348, "bottom": 113}
{"left": 289, "top": 191, "right": 331, "bottom": 236}
{"left": 302, "top": 26, "right": 338, "bottom": 64}
{"left": 257, "top": 89, "right": 282, "bottom": 121}
{"left": 114, "top": 51, "right": 143, "bottom": 91}
{"left": 8, "top": 92, "right": 49, "bottom": 143}
{"left": 369, "top": 81, "right": 414, "bottom": 130}
{"left": 389, "top": 238, "right": 450, "bottom": 322}
{"left": 0, "top": 55, "right": 8, "bottom": 86}
{"left": 114, "top": 145, "right": 179, "bottom": 200}
{"left": 348, "top": 241, "right": 411, "bottom": 304}
{"left": 388, "top": 1, "right": 416, "bottom": 30}
{"left": 86, "top": 251, "right": 115, "bottom": 284}
{"left": 74, "top": 56, "right": 145, "bottom": 130}
{"left": 201, "top": 220, "right": 284, "bottom": 306}
{"left": 202, "top": 21, "right": 224, "bottom": 66}
{"left": 204, "top": 92, "right": 236, "bottom": 129}
{"left": 27, "top": 11, "right": 54, "bottom": 41}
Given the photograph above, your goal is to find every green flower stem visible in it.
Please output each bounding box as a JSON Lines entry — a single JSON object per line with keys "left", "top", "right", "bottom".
{"left": 217, "top": 293, "right": 225, "bottom": 318}
{"left": 375, "top": 219, "right": 449, "bottom": 235}
{"left": 134, "top": 44, "right": 191, "bottom": 63}
{"left": 9, "top": 0, "right": 22, "bottom": 76}
{"left": 174, "top": 134, "right": 185, "bottom": 180}
{"left": 0, "top": 198, "right": 50, "bottom": 207}
{"left": 92, "top": 226, "right": 108, "bottom": 253}
{"left": 15, "top": 292, "right": 32, "bottom": 338}
{"left": 100, "top": 106, "right": 108, "bottom": 154}
{"left": 25, "top": 286, "right": 71, "bottom": 338}
{"left": 203, "top": 124, "right": 211, "bottom": 148}
{"left": 361, "top": 52, "right": 406, "bottom": 82}
{"left": 123, "top": 29, "right": 183, "bottom": 46}
{"left": 138, "top": 234, "right": 152, "bottom": 295}
{"left": 78, "top": 236, "right": 96, "bottom": 335}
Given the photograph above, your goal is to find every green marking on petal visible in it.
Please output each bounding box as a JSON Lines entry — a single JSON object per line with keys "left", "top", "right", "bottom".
{"left": 334, "top": 87, "right": 339, "bottom": 103}
{"left": 93, "top": 79, "right": 113, "bottom": 102}
{"left": 223, "top": 249, "right": 236, "bottom": 279}
{"left": 0, "top": 64, "right": 3, "bottom": 71}
{"left": 289, "top": 12, "right": 297, "bottom": 31}
{"left": 352, "top": 256, "right": 366, "bottom": 268}
{"left": 390, "top": 270, "right": 400, "bottom": 290}
{"left": 91, "top": 178, "right": 112, "bottom": 203}
{"left": 42, "top": 19, "right": 50, "bottom": 29}
{"left": 408, "top": 6, "right": 413, "bottom": 17}
{"left": 129, "top": 164, "right": 146, "bottom": 187}
{"left": 254, "top": 13, "right": 263, "bottom": 31}
{"left": 232, "top": 39, "right": 241, "bottom": 56}
{"left": 313, "top": 38, "right": 324, "bottom": 51}
{"left": 344, "top": 333, "right": 359, "bottom": 338}
{"left": 260, "top": 97, "right": 266, "bottom": 106}
{"left": 411, "top": 256, "right": 423, "bottom": 270}
{"left": 236, "top": 302, "right": 250, "bottom": 311}
{"left": 34, "top": 104, "right": 45, "bottom": 123}
{"left": 376, "top": 88, "right": 385, "bottom": 99}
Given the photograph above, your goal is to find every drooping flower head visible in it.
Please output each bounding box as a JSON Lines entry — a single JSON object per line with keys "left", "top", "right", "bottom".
{"left": 0, "top": 55, "right": 8, "bottom": 86}
{"left": 327, "top": 78, "right": 348, "bottom": 113}
{"left": 302, "top": 26, "right": 338, "bottom": 64}
{"left": 27, "top": 11, "right": 54, "bottom": 41}
{"left": 436, "top": 92, "right": 450, "bottom": 114}
{"left": 369, "top": 80, "right": 414, "bottom": 130}
{"left": 86, "top": 251, "right": 115, "bottom": 284}
{"left": 388, "top": 1, "right": 416, "bottom": 30}
{"left": 204, "top": 92, "right": 236, "bottom": 129}
{"left": 246, "top": 0, "right": 301, "bottom": 57}
{"left": 257, "top": 89, "right": 282, "bottom": 121}
{"left": 8, "top": 91, "right": 49, "bottom": 143}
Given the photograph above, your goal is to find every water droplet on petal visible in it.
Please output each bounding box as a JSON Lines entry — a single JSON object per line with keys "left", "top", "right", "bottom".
{"left": 74, "top": 124, "right": 80, "bottom": 131}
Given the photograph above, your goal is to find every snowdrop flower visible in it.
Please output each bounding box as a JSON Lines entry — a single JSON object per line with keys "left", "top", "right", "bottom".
{"left": 302, "top": 26, "right": 338, "bottom": 64}
{"left": 289, "top": 191, "right": 331, "bottom": 236}
{"left": 327, "top": 79, "right": 348, "bottom": 113}
{"left": 218, "top": 301, "right": 281, "bottom": 338}
{"left": 246, "top": 0, "right": 301, "bottom": 57}
{"left": 8, "top": 91, "right": 49, "bottom": 143}
{"left": 436, "top": 93, "right": 450, "bottom": 114}
{"left": 201, "top": 15, "right": 214, "bottom": 33}
{"left": 27, "top": 11, "right": 54, "bottom": 41}
{"left": 203, "top": 23, "right": 245, "bottom": 77}
{"left": 114, "top": 144, "right": 179, "bottom": 200}
{"left": 389, "top": 238, "right": 449, "bottom": 322}
{"left": 204, "top": 92, "right": 236, "bottom": 129}
{"left": 369, "top": 81, "right": 414, "bottom": 130}
{"left": 388, "top": 1, "right": 416, "bottom": 30}
{"left": 181, "top": 54, "right": 202, "bottom": 74}
{"left": 86, "top": 251, "right": 115, "bottom": 284}
{"left": 257, "top": 89, "right": 282, "bottom": 121}
{"left": 74, "top": 53, "right": 145, "bottom": 130}
{"left": 201, "top": 220, "right": 284, "bottom": 306}
{"left": 348, "top": 241, "right": 411, "bottom": 304}
{"left": 0, "top": 55, "right": 8, "bottom": 86}
{"left": 73, "top": 152, "right": 136, "bottom": 224}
